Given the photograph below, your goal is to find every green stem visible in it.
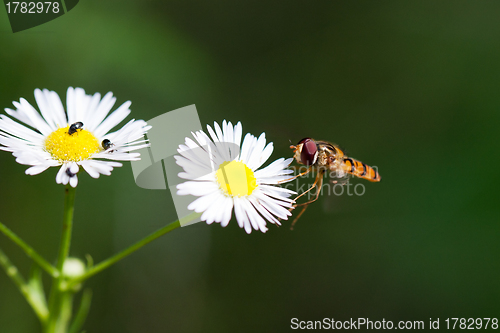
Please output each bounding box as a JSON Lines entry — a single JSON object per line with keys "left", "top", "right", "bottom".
{"left": 0, "top": 221, "right": 59, "bottom": 278}
{"left": 45, "top": 185, "right": 77, "bottom": 333}
{"left": 64, "top": 218, "right": 185, "bottom": 290}
{"left": 0, "top": 247, "right": 49, "bottom": 321}
{"left": 55, "top": 185, "right": 77, "bottom": 273}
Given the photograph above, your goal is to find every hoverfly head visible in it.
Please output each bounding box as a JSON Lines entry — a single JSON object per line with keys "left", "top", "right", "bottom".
{"left": 295, "top": 137, "right": 318, "bottom": 166}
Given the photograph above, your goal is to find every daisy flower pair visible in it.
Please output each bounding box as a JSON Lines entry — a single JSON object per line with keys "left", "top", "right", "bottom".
{"left": 0, "top": 88, "right": 296, "bottom": 233}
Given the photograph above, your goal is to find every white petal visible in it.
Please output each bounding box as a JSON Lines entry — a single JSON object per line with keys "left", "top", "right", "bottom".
{"left": 257, "top": 194, "right": 292, "bottom": 220}
{"left": 69, "top": 175, "right": 78, "bottom": 187}
{"left": 106, "top": 119, "right": 149, "bottom": 145}
{"left": 175, "top": 154, "right": 211, "bottom": 172}
{"left": 248, "top": 196, "right": 280, "bottom": 225}
{"left": 13, "top": 150, "right": 49, "bottom": 166}
{"left": 206, "top": 124, "right": 219, "bottom": 143}
{"left": 233, "top": 122, "right": 242, "bottom": 147}
{"left": 34, "top": 89, "right": 56, "bottom": 130}
{"left": 223, "top": 120, "right": 233, "bottom": 149}
{"left": 47, "top": 89, "right": 67, "bottom": 127}
{"left": 56, "top": 165, "right": 68, "bottom": 184}
{"left": 213, "top": 121, "right": 225, "bottom": 143}
{"left": 255, "top": 188, "right": 294, "bottom": 207}
{"left": 250, "top": 142, "right": 273, "bottom": 171}
{"left": 201, "top": 193, "right": 226, "bottom": 224}
{"left": 25, "top": 164, "right": 51, "bottom": 175}
{"left": 220, "top": 197, "right": 234, "bottom": 227}
{"left": 80, "top": 161, "right": 100, "bottom": 178}
{"left": 94, "top": 152, "right": 138, "bottom": 161}
{"left": 258, "top": 175, "right": 295, "bottom": 185}
{"left": 254, "top": 157, "right": 294, "bottom": 179}
{"left": 213, "top": 195, "right": 229, "bottom": 224}
{"left": 0, "top": 115, "right": 45, "bottom": 142}
{"left": 86, "top": 92, "right": 116, "bottom": 131}
{"left": 187, "top": 191, "right": 220, "bottom": 213}
{"left": 93, "top": 101, "right": 131, "bottom": 138}
{"left": 74, "top": 88, "right": 91, "bottom": 124}
{"left": 246, "top": 132, "right": 266, "bottom": 167}
{"left": 82, "top": 92, "right": 101, "bottom": 128}
{"left": 177, "top": 144, "right": 215, "bottom": 170}
{"left": 17, "top": 99, "right": 52, "bottom": 136}
{"left": 233, "top": 197, "right": 246, "bottom": 230}
{"left": 79, "top": 160, "right": 121, "bottom": 177}
{"left": 4, "top": 107, "right": 33, "bottom": 127}
{"left": 176, "top": 181, "right": 219, "bottom": 196}
{"left": 241, "top": 198, "right": 266, "bottom": 232}
{"left": 66, "top": 87, "right": 76, "bottom": 124}
{"left": 258, "top": 184, "right": 296, "bottom": 199}
{"left": 213, "top": 122, "right": 230, "bottom": 161}
{"left": 239, "top": 133, "right": 255, "bottom": 164}
{"left": 68, "top": 162, "right": 79, "bottom": 175}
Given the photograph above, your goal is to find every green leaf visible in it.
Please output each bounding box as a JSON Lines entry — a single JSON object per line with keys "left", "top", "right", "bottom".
{"left": 68, "top": 288, "right": 92, "bottom": 333}
{"left": 27, "top": 263, "right": 49, "bottom": 318}
{"left": 85, "top": 254, "right": 93, "bottom": 269}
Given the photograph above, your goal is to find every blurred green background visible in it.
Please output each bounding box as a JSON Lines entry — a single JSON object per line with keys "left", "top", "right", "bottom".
{"left": 1, "top": 1, "right": 500, "bottom": 332}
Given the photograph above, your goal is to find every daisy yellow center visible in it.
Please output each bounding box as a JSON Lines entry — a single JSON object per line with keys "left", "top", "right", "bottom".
{"left": 44, "top": 126, "right": 100, "bottom": 162}
{"left": 215, "top": 161, "right": 257, "bottom": 197}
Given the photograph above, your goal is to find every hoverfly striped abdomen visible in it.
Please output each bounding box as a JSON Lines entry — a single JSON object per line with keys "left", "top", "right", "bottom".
{"left": 342, "top": 157, "right": 381, "bottom": 182}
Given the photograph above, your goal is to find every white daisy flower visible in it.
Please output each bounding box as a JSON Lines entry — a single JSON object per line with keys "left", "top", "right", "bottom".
{"left": 176, "top": 120, "right": 295, "bottom": 234}
{"left": 0, "top": 87, "right": 151, "bottom": 187}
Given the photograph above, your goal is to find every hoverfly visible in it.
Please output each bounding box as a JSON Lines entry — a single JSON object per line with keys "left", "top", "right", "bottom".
{"left": 285, "top": 138, "right": 381, "bottom": 229}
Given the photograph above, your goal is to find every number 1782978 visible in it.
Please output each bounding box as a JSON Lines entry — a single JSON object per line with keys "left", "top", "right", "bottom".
{"left": 445, "top": 318, "right": 498, "bottom": 330}
{"left": 5, "top": 2, "right": 60, "bottom": 14}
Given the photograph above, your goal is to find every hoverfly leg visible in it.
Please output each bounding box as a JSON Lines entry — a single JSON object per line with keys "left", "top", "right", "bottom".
{"left": 289, "top": 170, "right": 325, "bottom": 229}
{"left": 277, "top": 167, "right": 315, "bottom": 226}
{"left": 278, "top": 166, "right": 312, "bottom": 184}
{"left": 290, "top": 205, "right": 310, "bottom": 230}
{"left": 291, "top": 169, "right": 323, "bottom": 202}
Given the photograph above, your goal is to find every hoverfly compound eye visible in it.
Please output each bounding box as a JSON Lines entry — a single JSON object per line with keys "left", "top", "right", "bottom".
{"left": 297, "top": 137, "right": 310, "bottom": 145}
{"left": 299, "top": 138, "right": 318, "bottom": 166}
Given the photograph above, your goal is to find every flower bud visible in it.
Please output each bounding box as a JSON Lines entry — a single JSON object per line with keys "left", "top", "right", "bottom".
{"left": 62, "top": 257, "right": 85, "bottom": 278}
